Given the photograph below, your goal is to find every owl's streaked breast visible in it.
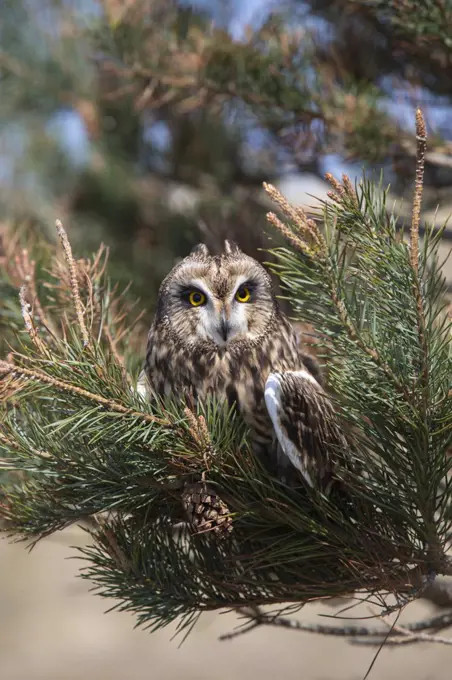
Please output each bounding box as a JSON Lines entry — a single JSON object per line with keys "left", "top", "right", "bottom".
{"left": 145, "top": 314, "right": 301, "bottom": 448}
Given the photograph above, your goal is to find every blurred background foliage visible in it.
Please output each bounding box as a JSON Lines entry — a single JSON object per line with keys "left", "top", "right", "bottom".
{"left": 2, "top": 0, "right": 452, "bottom": 326}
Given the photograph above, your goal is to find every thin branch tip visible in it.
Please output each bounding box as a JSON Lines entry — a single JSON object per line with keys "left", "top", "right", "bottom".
{"left": 55, "top": 218, "right": 90, "bottom": 347}
{"left": 18, "top": 284, "right": 48, "bottom": 355}
{"left": 415, "top": 107, "right": 427, "bottom": 142}
{"left": 410, "top": 108, "right": 427, "bottom": 273}
{"left": 264, "top": 183, "right": 325, "bottom": 255}
{"left": 409, "top": 108, "right": 429, "bottom": 388}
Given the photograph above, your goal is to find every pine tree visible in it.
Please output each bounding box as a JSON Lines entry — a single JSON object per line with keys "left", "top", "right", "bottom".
{"left": 2, "top": 0, "right": 452, "bottom": 650}
{"left": 1, "top": 109, "right": 452, "bottom": 646}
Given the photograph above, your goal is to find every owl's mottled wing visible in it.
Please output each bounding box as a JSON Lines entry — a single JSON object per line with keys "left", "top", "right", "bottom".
{"left": 264, "top": 370, "right": 346, "bottom": 490}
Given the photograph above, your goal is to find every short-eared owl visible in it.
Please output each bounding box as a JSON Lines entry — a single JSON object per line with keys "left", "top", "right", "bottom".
{"left": 138, "top": 241, "right": 345, "bottom": 489}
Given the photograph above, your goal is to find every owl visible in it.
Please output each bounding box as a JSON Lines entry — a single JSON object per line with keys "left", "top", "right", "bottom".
{"left": 138, "top": 241, "right": 347, "bottom": 490}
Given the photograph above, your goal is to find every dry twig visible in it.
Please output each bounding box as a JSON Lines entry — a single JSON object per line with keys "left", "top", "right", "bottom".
{"left": 19, "top": 285, "right": 48, "bottom": 355}
{"left": 410, "top": 109, "right": 427, "bottom": 275}
{"left": 55, "top": 219, "right": 90, "bottom": 347}
{"left": 263, "top": 182, "right": 326, "bottom": 253}
{"left": 0, "top": 361, "right": 168, "bottom": 426}
{"left": 220, "top": 607, "right": 452, "bottom": 647}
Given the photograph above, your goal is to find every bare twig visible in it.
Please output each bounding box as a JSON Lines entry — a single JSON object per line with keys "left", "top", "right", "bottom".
{"left": 18, "top": 249, "right": 59, "bottom": 340}
{"left": 220, "top": 608, "right": 452, "bottom": 645}
{"left": 19, "top": 285, "right": 48, "bottom": 355}
{"left": 355, "top": 615, "right": 452, "bottom": 647}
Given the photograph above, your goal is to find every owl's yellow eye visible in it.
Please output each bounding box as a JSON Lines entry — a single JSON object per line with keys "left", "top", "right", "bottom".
{"left": 235, "top": 285, "right": 251, "bottom": 303}
{"left": 188, "top": 290, "right": 206, "bottom": 307}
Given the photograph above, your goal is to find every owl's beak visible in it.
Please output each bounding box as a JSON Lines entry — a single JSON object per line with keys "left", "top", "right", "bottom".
{"left": 219, "top": 310, "right": 231, "bottom": 342}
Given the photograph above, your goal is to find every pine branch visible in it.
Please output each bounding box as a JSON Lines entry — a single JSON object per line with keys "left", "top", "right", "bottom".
{"left": 220, "top": 606, "right": 452, "bottom": 645}
{"left": 0, "top": 360, "right": 166, "bottom": 426}
{"left": 1, "top": 110, "right": 452, "bottom": 642}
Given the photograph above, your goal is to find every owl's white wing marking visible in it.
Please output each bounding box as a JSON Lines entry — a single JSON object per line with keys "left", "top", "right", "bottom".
{"left": 265, "top": 371, "right": 315, "bottom": 487}
{"left": 134, "top": 369, "right": 151, "bottom": 401}
{"left": 265, "top": 370, "right": 345, "bottom": 490}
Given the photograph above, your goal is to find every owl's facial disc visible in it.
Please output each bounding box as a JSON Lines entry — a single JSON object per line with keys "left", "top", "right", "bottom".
{"left": 182, "top": 277, "right": 255, "bottom": 346}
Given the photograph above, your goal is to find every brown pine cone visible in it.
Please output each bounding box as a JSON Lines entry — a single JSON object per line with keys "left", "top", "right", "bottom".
{"left": 181, "top": 481, "right": 233, "bottom": 538}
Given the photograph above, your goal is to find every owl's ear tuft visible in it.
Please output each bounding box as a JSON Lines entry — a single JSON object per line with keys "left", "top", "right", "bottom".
{"left": 190, "top": 243, "right": 210, "bottom": 259}
{"left": 223, "top": 240, "right": 242, "bottom": 256}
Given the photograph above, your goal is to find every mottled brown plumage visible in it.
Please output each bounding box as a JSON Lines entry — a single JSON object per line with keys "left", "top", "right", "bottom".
{"left": 264, "top": 371, "right": 348, "bottom": 491}
{"left": 138, "top": 241, "right": 344, "bottom": 487}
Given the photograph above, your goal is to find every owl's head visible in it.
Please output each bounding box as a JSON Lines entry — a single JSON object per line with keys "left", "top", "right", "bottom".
{"left": 156, "top": 241, "right": 277, "bottom": 348}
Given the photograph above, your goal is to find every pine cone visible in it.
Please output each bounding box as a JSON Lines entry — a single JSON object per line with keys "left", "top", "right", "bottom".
{"left": 181, "top": 482, "right": 233, "bottom": 538}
